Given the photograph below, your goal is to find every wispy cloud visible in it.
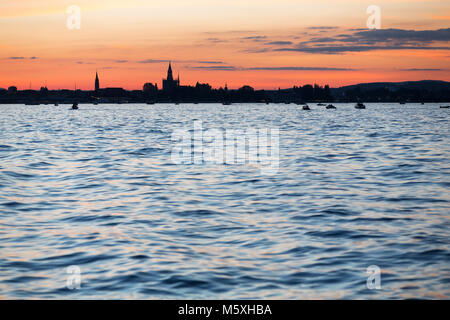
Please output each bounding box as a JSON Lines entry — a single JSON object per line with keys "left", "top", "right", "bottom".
{"left": 138, "top": 59, "right": 170, "bottom": 64}
{"left": 139, "top": 59, "right": 226, "bottom": 64}
{"left": 206, "top": 37, "right": 228, "bottom": 43}
{"left": 265, "top": 41, "right": 293, "bottom": 46}
{"left": 6, "top": 56, "right": 38, "bottom": 60}
{"left": 187, "top": 65, "right": 238, "bottom": 71}
{"left": 307, "top": 26, "right": 339, "bottom": 30}
{"left": 195, "top": 61, "right": 224, "bottom": 64}
{"left": 399, "top": 68, "right": 446, "bottom": 71}
{"left": 275, "top": 45, "right": 450, "bottom": 54}
{"left": 246, "top": 66, "right": 355, "bottom": 71}
{"left": 270, "top": 28, "right": 450, "bottom": 54}
{"left": 241, "top": 36, "right": 268, "bottom": 42}
{"left": 187, "top": 65, "right": 355, "bottom": 71}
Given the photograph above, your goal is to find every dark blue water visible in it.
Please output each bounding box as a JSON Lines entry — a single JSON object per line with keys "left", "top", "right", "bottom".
{"left": 0, "top": 103, "right": 448, "bottom": 299}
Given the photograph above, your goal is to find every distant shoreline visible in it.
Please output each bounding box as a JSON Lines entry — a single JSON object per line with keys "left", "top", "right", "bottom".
{"left": 1, "top": 80, "right": 449, "bottom": 104}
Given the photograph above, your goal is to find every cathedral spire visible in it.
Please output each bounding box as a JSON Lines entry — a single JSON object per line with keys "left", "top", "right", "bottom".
{"left": 167, "top": 62, "right": 173, "bottom": 81}
{"left": 95, "top": 70, "right": 100, "bottom": 91}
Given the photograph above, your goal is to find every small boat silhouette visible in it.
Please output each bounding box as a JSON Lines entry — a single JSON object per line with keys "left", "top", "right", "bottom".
{"left": 440, "top": 105, "right": 450, "bottom": 109}
{"left": 317, "top": 103, "right": 326, "bottom": 106}
{"left": 222, "top": 101, "right": 232, "bottom": 105}
{"left": 326, "top": 104, "right": 336, "bottom": 109}
{"left": 355, "top": 103, "right": 366, "bottom": 109}
{"left": 71, "top": 103, "right": 79, "bottom": 110}
{"left": 302, "top": 105, "right": 311, "bottom": 110}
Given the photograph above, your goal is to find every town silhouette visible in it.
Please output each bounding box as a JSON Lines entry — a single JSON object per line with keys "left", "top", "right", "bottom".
{"left": 1, "top": 63, "right": 449, "bottom": 104}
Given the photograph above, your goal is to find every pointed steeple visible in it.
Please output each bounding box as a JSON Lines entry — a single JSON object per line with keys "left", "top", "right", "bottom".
{"left": 95, "top": 70, "right": 100, "bottom": 91}
{"left": 167, "top": 62, "right": 173, "bottom": 81}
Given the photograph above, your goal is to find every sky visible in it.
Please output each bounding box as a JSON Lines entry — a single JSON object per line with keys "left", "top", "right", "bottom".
{"left": 0, "top": 0, "right": 449, "bottom": 90}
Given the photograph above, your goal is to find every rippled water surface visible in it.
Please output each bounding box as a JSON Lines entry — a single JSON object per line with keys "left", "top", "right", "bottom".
{"left": 0, "top": 103, "right": 449, "bottom": 299}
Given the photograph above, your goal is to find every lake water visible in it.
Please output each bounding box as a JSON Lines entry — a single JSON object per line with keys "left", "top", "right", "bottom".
{"left": 0, "top": 103, "right": 448, "bottom": 299}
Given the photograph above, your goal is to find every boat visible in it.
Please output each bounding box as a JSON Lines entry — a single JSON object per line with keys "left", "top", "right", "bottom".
{"left": 71, "top": 103, "right": 79, "bottom": 110}
{"left": 302, "top": 105, "right": 311, "bottom": 110}
{"left": 440, "top": 105, "right": 450, "bottom": 109}
{"left": 399, "top": 102, "right": 406, "bottom": 105}
{"left": 355, "top": 103, "right": 366, "bottom": 109}
{"left": 317, "top": 103, "right": 326, "bottom": 106}
{"left": 326, "top": 104, "right": 336, "bottom": 109}
{"left": 222, "top": 101, "right": 232, "bottom": 105}
{"left": 54, "top": 103, "right": 59, "bottom": 106}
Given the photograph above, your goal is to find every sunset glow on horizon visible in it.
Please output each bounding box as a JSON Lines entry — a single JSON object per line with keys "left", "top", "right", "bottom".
{"left": 1, "top": 0, "right": 449, "bottom": 90}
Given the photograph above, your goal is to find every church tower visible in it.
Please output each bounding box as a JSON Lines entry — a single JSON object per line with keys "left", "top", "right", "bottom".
{"left": 167, "top": 63, "right": 174, "bottom": 82}
{"left": 163, "top": 62, "right": 179, "bottom": 93}
{"left": 95, "top": 71, "right": 100, "bottom": 91}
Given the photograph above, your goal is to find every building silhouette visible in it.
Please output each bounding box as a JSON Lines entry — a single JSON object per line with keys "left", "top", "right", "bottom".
{"left": 162, "top": 63, "right": 179, "bottom": 93}
{"left": 95, "top": 71, "right": 100, "bottom": 91}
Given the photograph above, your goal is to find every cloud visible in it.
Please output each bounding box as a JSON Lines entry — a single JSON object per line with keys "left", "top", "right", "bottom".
{"left": 115, "top": 60, "right": 128, "bottom": 63}
{"left": 206, "top": 37, "right": 228, "bottom": 43}
{"left": 187, "top": 65, "right": 238, "bottom": 71}
{"left": 399, "top": 68, "right": 446, "bottom": 71}
{"left": 138, "top": 59, "right": 169, "bottom": 63}
{"left": 246, "top": 66, "right": 355, "bottom": 71}
{"left": 241, "top": 36, "right": 268, "bottom": 42}
{"left": 138, "top": 59, "right": 225, "bottom": 64}
{"left": 7, "top": 56, "right": 38, "bottom": 60}
{"left": 265, "top": 41, "right": 293, "bottom": 46}
{"left": 271, "top": 28, "right": 450, "bottom": 54}
{"left": 350, "top": 28, "right": 450, "bottom": 43}
{"left": 194, "top": 60, "right": 224, "bottom": 64}
{"left": 275, "top": 45, "right": 450, "bottom": 54}
{"left": 307, "top": 26, "right": 339, "bottom": 30}
{"left": 187, "top": 65, "right": 355, "bottom": 71}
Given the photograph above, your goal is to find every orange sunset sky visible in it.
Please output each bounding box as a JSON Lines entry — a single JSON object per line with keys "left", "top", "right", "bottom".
{"left": 0, "top": 0, "right": 449, "bottom": 90}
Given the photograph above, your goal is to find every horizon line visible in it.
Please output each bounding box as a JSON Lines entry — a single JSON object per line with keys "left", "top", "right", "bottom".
{"left": 3, "top": 79, "right": 449, "bottom": 92}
